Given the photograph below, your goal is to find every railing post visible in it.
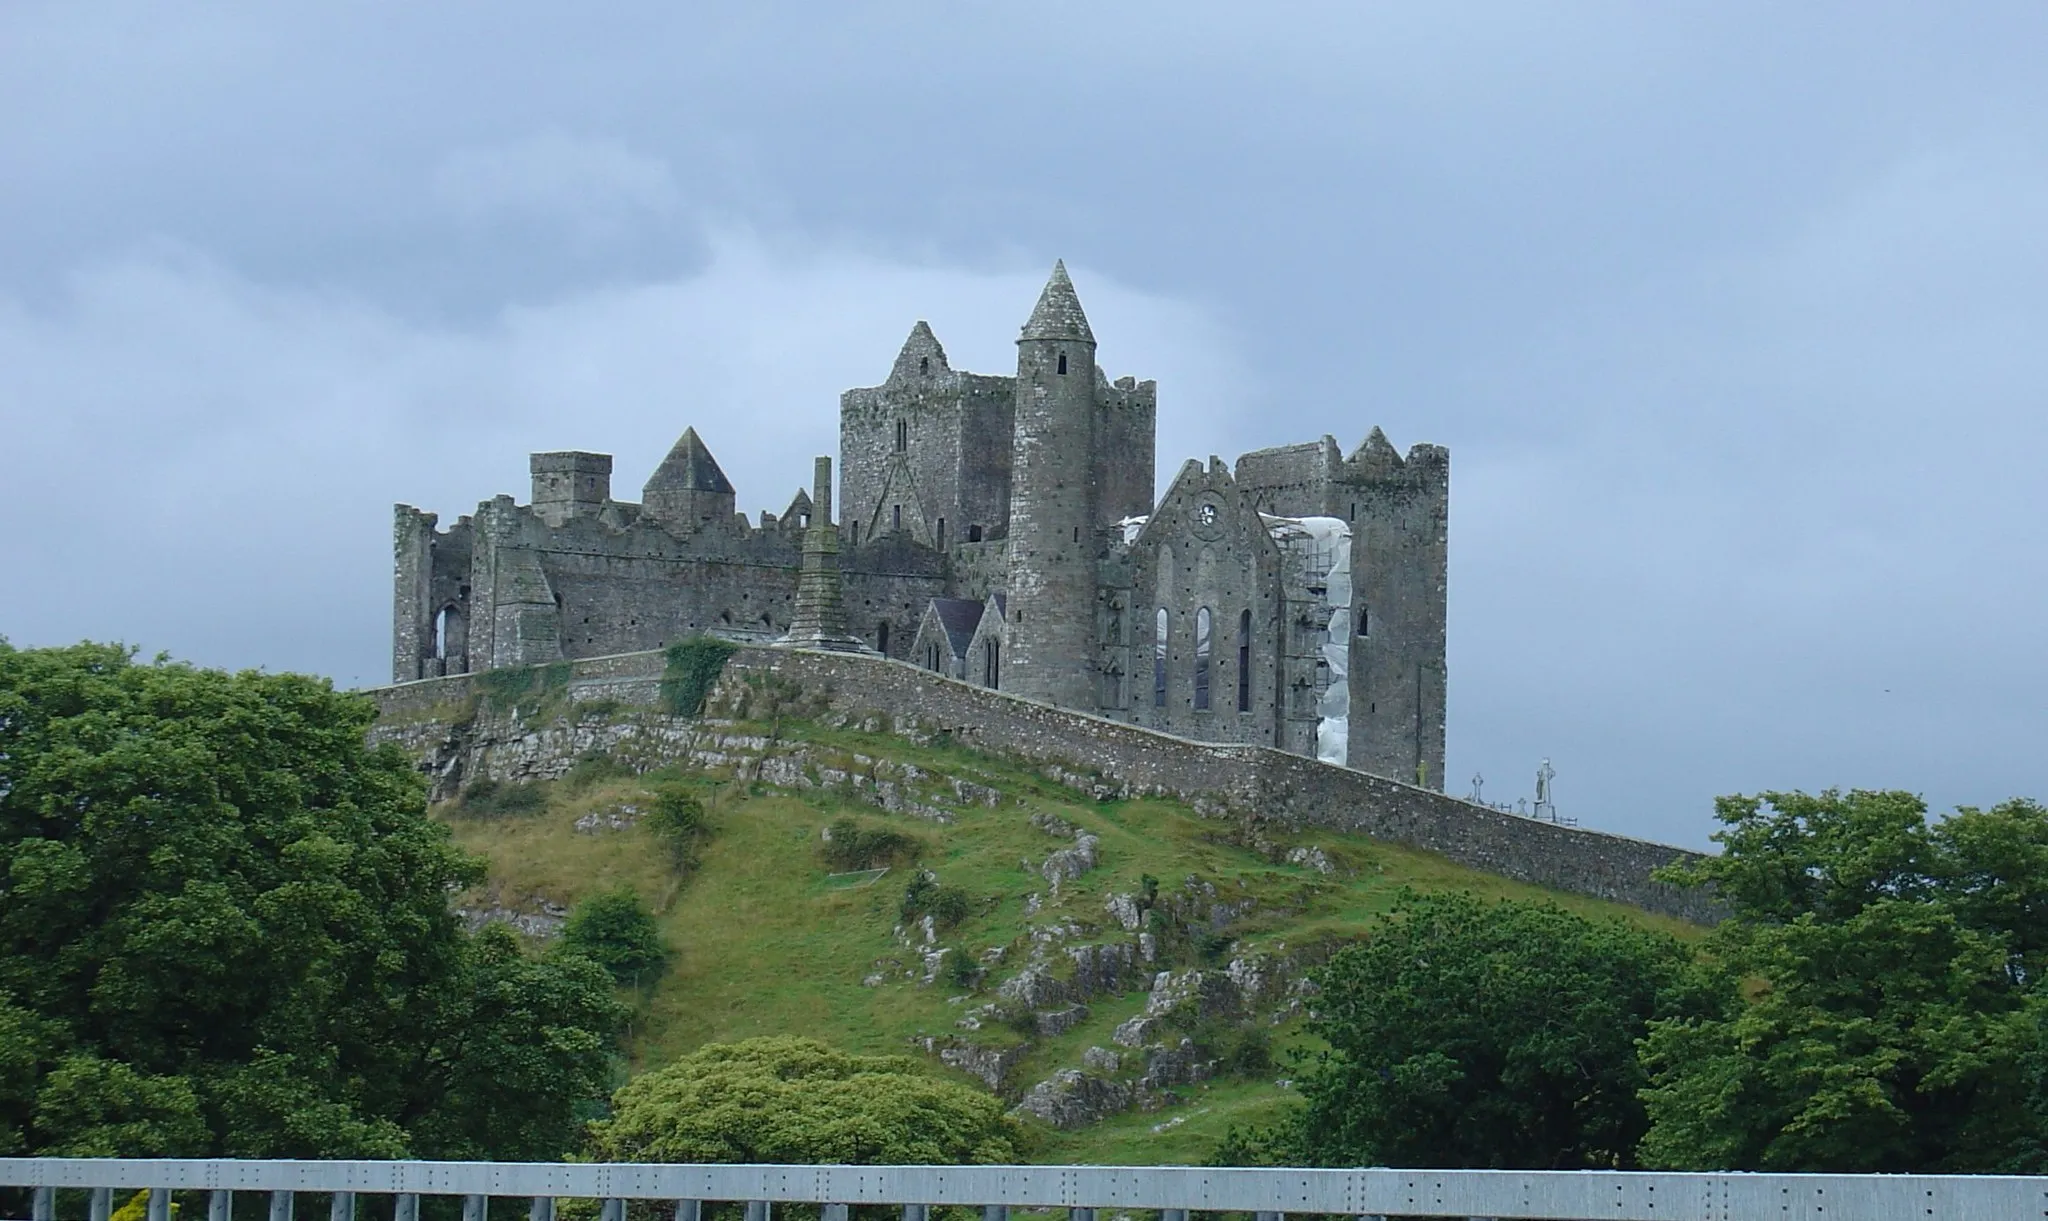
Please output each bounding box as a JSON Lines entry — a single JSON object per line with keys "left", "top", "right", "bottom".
{"left": 903, "top": 1206, "right": 928, "bottom": 1221}
{"left": 529, "top": 1197, "right": 555, "bottom": 1221}
{"left": 90, "top": 1187, "right": 113, "bottom": 1221}
{"left": 1254, "top": 1212, "right": 1284, "bottom": 1221}
{"left": 820, "top": 1206, "right": 848, "bottom": 1221}
{"left": 148, "top": 1190, "right": 172, "bottom": 1221}
{"left": 1161, "top": 1211, "right": 1189, "bottom": 1221}
{"left": 672, "top": 1202, "right": 701, "bottom": 1221}
{"left": 1069, "top": 1209, "right": 1093, "bottom": 1221}
{"left": 331, "top": 1193, "right": 354, "bottom": 1221}
{"left": 268, "top": 1191, "right": 293, "bottom": 1221}
{"left": 394, "top": 1196, "right": 420, "bottom": 1221}
{"left": 462, "top": 1197, "right": 486, "bottom": 1221}
{"left": 209, "top": 1191, "right": 232, "bottom": 1221}
{"left": 32, "top": 1186, "right": 55, "bottom": 1221}
{"left": 600, "top": 1202, "right": 624, "bottom": 1221}
{"left": 982, "top": 1206, "right": 1009, "bottom": 1221}
{"left": 744, "top": 1202, "right": 770, "bottom": 1221}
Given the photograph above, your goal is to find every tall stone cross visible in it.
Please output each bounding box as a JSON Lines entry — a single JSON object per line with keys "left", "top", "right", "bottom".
{"left": 775, "top": 456, "right": 877, "bottom": 654}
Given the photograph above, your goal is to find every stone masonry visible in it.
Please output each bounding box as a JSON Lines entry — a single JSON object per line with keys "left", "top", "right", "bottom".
{"left": 392, "top": 263, "right": 1448, "bottom": 787}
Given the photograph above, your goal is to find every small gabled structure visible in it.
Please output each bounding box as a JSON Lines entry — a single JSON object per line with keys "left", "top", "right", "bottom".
{"left": 641, "top": 427, "right": 737, "bottom": 532}
{"left": 911, "top": 597, "right": 987, "bottom": 679}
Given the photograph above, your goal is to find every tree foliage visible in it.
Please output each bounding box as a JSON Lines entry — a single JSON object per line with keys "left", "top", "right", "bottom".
{"left": 1254, "top": 891, "right": 1722, "bottom": 1170}
{"left": 0, "top": 641, "right": 624, "bottom": 1159}
{"left": 588, "top": 1036, "right": 1021, "bottom": 1164}
{"left": 1641, "top": 790, "right": 2048, "bottom": 1173}
{"left": 560, "top": 888, "right": 666, "bottom": 985}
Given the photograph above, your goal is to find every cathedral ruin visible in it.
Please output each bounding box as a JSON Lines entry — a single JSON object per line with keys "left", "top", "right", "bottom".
{"left": 392, "top": 263, "right": 1449, "bottom": 787}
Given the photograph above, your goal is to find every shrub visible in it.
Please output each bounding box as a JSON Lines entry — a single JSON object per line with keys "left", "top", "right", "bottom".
{"left": 561, "top": 751, "right": 632, "bottom": 794}
{"left": 659, "top": 636, "right": 739, "bottom": 717}
{"left": 456, "top": 778, "right": 548, "bottom": 817}
{"left": 643, "top": 785, "right": 710, "bottom": 869}
{"left": 945, "top": 948, "right": 984, "bottom": 991}
{"left": 899, "top": 872, "right": 973, "bottom": 932}
{"left": 821, "top": 817, "right": 921, "bottom": 872}
{"left": 588, "top": 1036, "right": 1020, "bottom": 1163}
{"left": 559, "top": 889, "right": 666, "bottom": 985}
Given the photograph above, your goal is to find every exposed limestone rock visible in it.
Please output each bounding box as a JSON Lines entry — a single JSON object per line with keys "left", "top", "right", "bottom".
{"left": 997, "top": 964, "right": 1067, "bottom": 1010}
{"left": 926, "top": 1038, "right": 1029, "bottom": 1090}
{"left": 1138, "top": 1037, "right": 1215, "bottom": 1091}
{"left": 1011, "top": 1070, "right": 1133, "bottom": 1129}
{"left": 1035, "top": 1003, "right": 1090, "bottom": 1037}
{"left": 1082, "top": 1046, "right": 1121, "bottom": 1073}
{"left": 1066, "top": 941, "right": 1139, "bottom": 999}
{"left": 455, "top": 898, "right": 568, "bottom": 939}
{"left": 1105, "top": 891, "right": 1143, "bottom": 931}
{"left": 1041, "top": 833, "right": 1100, "bottom": 885}
{"left": 572, "top": 802, "right": 642, "bottom": 832}
{"left": 1030, "top": 812, "right": 1079, "bottom": 838}
{"left": 1285, "top": 844, "right": 1335, "bottom": 873}
{"left": 1111, "top": 1015, "right": 1159, "bottom": 1048}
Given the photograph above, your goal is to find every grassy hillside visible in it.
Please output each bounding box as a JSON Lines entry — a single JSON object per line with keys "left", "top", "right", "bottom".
{"left": 440, "top": 713, "right": 1697, "bottom": 1164}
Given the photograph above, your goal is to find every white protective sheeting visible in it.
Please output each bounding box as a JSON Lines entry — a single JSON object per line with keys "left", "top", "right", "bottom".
{"left": 1262, "top": 514, "right": 1352, "bottom": 764}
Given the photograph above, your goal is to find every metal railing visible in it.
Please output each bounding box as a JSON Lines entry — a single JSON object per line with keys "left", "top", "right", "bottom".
{"left": 3, "top": 1159, "right": 2044, "bottom": 1221}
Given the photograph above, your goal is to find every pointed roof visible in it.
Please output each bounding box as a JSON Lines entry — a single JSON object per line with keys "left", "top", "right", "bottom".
{"left": 643, "top": 427, "right": 735, "bottom": 495}
{"left": 1349, "top": 426, "right": 1404, "bottom": 472}
{"left": 927, "top": 597, "right": 986, "bottom": 656}
{"left": 890, "top": 320, "right": 952, "bottom": 382}
{"left": 1019, "top": 259, "right": 1096, "bottom": 344}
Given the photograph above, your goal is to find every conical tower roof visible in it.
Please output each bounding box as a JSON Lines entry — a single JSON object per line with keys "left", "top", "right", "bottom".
{"left": 643, "top": 426, "right": 735, "bottom": 496}
{"left": 1019, "top": 259, "right": 1096, "bottom": 344}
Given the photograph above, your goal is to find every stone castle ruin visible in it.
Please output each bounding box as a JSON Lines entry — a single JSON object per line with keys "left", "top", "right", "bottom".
{"left": 393, "top": 262, "right": 1450, "bottom": 787}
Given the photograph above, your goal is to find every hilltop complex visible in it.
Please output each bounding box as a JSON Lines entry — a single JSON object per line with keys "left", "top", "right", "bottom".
{"left": 393, "top": 264, "right": 1449, "bottom": 787}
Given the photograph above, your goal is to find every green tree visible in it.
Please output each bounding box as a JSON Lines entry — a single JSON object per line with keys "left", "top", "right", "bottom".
{"left": 0, "top": 640, "right": 624, "bottom": 1158}
{"left": 559, "top": 888, "right": 667, "bottom": 985}
{"left": 1641, "top": 790, "right": 2048, "bottom": 1173}
{"left": 588, "top": 1036, "right": 1020, "bottom": 1164}
{"left": 1257, "top": 891, "right": 1720, "bottom": 1169}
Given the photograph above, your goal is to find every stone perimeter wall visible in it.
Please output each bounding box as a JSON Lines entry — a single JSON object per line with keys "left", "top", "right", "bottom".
{"left": 364, "top": 646, "right": 1719, "bottom": 924}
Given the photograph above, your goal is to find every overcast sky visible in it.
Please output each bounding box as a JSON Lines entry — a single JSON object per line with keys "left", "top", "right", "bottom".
{"left": 4, "top": 3, "right": 2044, "bottom": 847}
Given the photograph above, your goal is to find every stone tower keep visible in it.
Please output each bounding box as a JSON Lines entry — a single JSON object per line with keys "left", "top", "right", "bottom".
{"left": 1004, "top": 261, "right": 1102, "bottom": 707}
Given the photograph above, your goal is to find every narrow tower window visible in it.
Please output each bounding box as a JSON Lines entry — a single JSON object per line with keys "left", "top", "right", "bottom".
{"left": 936, "top": 518, "right": 946, "bottom": 548}
{"left": 893, "top": 504, "right": 902, "bottom": 530}
{"left": 1057, "top": 352, "right": 1068, "bottom": 375}
{"left": 1153, "top": 608, "right": 1169, "bottom": 707}
{"left": 968, "top": 524, "right": 983, "bottom": 542}
{"left": 1237, "top": 609, "right": 1252, "bottom": 712}
{"left": 895, "top": 420, "right": 907, "bottom": 452}
{"left": 878, "top": 621, "right": 890, "bottom": 654}
{"left": 984, "top": 640, "right": 1000, "bottom": 689}
{"left": 919, "top": 356, "right": 930, "bottom": 375}
{"left": 1358, "top": 605, "right": 1369, "bottom": 636}
{"left": 1194, "top": 607, "right": 1213, "bottom": 710}
{"left": 850, "top": 522, "right": 860, "bottom": 546}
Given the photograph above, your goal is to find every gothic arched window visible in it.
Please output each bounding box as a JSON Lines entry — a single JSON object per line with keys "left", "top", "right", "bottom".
{"left": 1237, "top": 608, "right": 1252, "bottom": 712}
{"left": 1153, "top": 608, "right": 1169, "bottom": 708}
{"left": 1194, "top": 607, "right": 1213, "bottom": 710}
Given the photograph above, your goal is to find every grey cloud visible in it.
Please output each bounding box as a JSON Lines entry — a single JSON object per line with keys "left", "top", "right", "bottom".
{"left": 3, "top": 1, "right": 2045, "bottom": 844}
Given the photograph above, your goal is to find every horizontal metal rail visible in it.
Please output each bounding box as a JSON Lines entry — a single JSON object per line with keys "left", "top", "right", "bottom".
{"left": 2, "top": 1159, "right": 2044, "bottom": 1221}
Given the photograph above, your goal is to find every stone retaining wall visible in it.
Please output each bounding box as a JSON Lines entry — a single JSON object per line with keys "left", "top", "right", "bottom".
{"left": 363, "top": 647, "right": 1718, "bottom": 923}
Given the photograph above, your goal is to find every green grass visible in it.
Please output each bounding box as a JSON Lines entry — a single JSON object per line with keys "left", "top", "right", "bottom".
{"left": 439, "top": 714, "right": 1701, "bottom": 1163}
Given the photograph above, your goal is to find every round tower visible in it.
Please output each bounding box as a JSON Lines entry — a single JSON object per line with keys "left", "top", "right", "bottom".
{"left": 1004, "top": 260, "right": 1100, "bottom": 707}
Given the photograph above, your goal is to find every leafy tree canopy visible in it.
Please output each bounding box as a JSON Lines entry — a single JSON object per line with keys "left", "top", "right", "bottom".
{"left": 560, "top": 888, "right": 666, "bottom": 985}
{"left": 588, "top": 1036, "right": 1021, "bottom": 1165}
{"left": 1252, "top": 891, "right": 1723, "bottom": 1170}
{"left": 1642, "top": 790, "right": 2048, "bottom": 1173}
{"left": 0, "top": 640, "right": 624, "bottom": 1159}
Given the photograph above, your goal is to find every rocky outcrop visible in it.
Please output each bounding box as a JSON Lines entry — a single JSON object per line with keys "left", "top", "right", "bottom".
{"left": 1011, "top": 1069, "right": 1133, "bottom": 1129}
